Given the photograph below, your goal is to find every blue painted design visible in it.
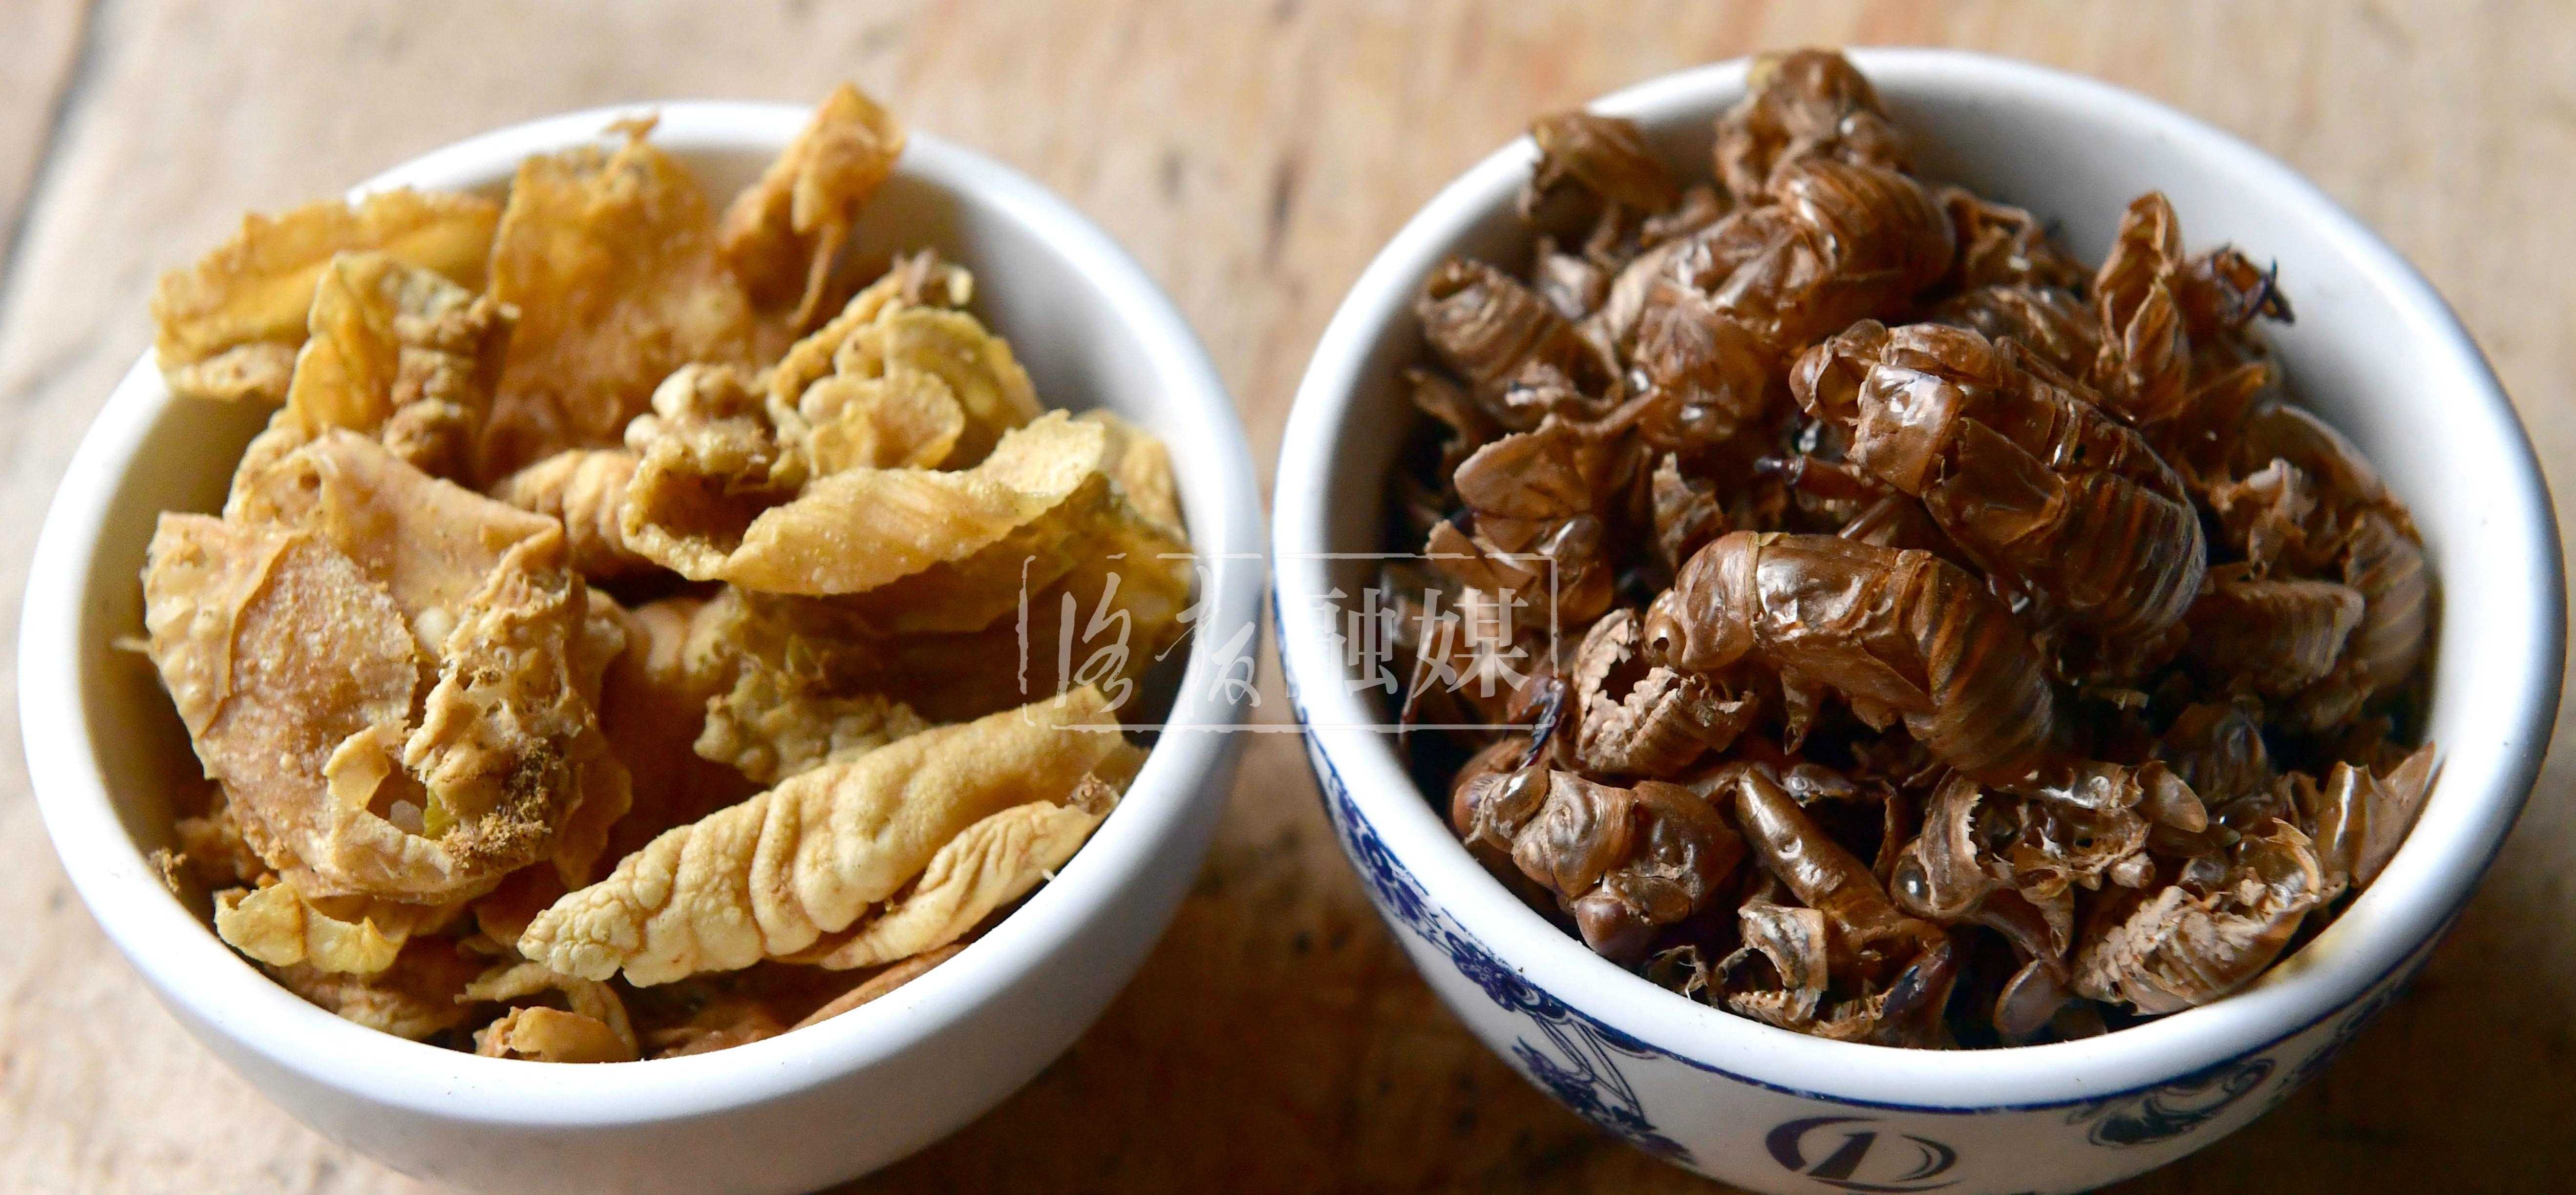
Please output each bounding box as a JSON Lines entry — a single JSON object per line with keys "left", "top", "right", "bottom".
{"left": 1302, "top": 732, "right": 1693, "bottom": 1161}
{"left": 2062, "top": 1055, "right": 2273, "bottom": 1147}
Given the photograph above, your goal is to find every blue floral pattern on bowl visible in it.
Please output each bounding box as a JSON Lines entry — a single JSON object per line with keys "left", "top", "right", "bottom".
{"left": 1302, "top": 731, "right": 1696, "bottom": 1161}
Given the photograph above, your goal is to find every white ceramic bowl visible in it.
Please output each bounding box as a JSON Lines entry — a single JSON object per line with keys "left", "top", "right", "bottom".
{"left": 1275, "top": 48, "right": 2562, "bottom": 1195}
{"left": 22, "top": 102, "right": 1263, "bottom": 1195}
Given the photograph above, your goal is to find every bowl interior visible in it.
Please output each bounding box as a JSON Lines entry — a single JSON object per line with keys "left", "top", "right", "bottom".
{"left": 35, "top": 102, "right": 1255, "bottom": 1115}
{"left": 1277, "top": 49, "right": 2560, "bottom": 1107}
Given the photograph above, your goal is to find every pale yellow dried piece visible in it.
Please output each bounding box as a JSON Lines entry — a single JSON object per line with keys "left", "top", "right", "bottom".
{"left": 626, "top": 409, "right": 1108, "bottom": 596}
{"left": 228, "top": 431, "right": 633, "bottom": 889}
{"left": 765, "top": 251, "right": 972, "bottom": 411}
{"left": 788, "top": 364, "right": 966, "bottom": 475}
{"left": 149, "top": 434, "right": 628, "bottom": 901}
{"left": 883, "top": 502, "right": 1196, "bottom": 721}
{"left": 719, "top": 82, "right": 908, "bottom": 327}
{"left": 812, "top": 762, "right": 1131, "bottom": 970}
{"left": 479, "top": 121, "right": 784, "bottom": 481}
{"left": 1079, "top": 409, "right": 1183, "bottom": 531}
{"left": 150, "top": 189, "right": 500, "bottom": 403}
{"left": 490, "top": 448, "right": 653, "bottom": 578}
{"left": 266, "top": 944, "right": 483, "bottom": 1040}
{"left": 820, "top": 304, "right": 1041, "bottom": 468}
{"left": 398, "top": 550, "right": 627, "bottom": 883}
{"left": 658, "top": 588, "right": 924, "bottom": 784}
{"left": 255, "top": 251, "right": 514, "bottom": 482}
{"left": 214, "top": 882, "right": 404, "bottom": 973}
{"left": 464, "top": 960, "right": 640, "bottom": 1061}
{"left": 840, "top": 454, "right": 1189, "bottom": 637}
{"left": 519, "top": 686, "right": 1126, "bottom": 985}
{"left": 760, "top": 256, "right": 1033, "bottom": 469}
{"left": 143, "top": 516, "right": 426, "bottom": 892}
{"left": 614, "top": 363, "right": 804, "bottom": 570}
{"left": 475, "top": 1006, "right": 636, "bottom": 1063}
{"left": 212, "top": 879, "right": 465, "bottom": 974}
{"left": 698, "top": 665, "right": 931, "bottom": 786}
{"left": 225, "top": 429, "right": 563, "bottom": 652}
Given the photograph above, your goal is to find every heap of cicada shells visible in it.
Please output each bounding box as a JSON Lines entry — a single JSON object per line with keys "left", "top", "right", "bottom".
{"left": 1393, "top": 50, "right": 2439, "bottom": 1047}
{"left": 139, "top": 85, "right": 1190, "bottom": 1061}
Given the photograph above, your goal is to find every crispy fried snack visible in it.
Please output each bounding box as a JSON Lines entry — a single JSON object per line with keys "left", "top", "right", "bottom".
{"left": 489, "top": 448, "right": 651, "bottom": 577}
{"left": 519, "top": 687, "right": 1130, "bottom": 985}
{"left": 466, "top": 961, "right": 641, "bottom": 1063}
{"left": 266, "top": 940, "right": 486, "bottom": 1041}
{"left": 720, "top": 82, "right": 908, "bottom": 327}
{"left": 627, "top": 407, "right": 1120, "bottom": 598}
{"left": 684, "top": 589, "right": 933, "bottom": 785}
{"left": 142, "top": 84, "right": 1180, "bottom": 1060}
{"left": 151, "top": 190, "right": 500, "bottom": 403}
{"left": 236, "top": 251, "right": 514, "bottom": 483}
{"left": 479, "top": 120, "right": 782, "bottom": 481}
{"left": 212, "top": 880, "right": 462, "bottom": 975}
{"left": 805, "top": 760, "right": 1133, "bottom": 970}
{"left": 147, "top": 432, "right": 627, "bottom": 902}
{"left": 1395, "top": 47, "right": 2434, "bottom": 1048}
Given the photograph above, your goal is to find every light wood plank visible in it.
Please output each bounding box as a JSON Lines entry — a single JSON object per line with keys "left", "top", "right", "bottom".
{"left": 0, "top": 0, "right": 92, "bottom": 284}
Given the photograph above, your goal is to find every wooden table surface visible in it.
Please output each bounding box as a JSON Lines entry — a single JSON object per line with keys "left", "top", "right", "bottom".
{"left": 2, "top": 2, "right": 2570, "bottom": 1192}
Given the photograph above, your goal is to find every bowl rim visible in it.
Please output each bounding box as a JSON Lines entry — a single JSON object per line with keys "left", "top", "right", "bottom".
{"left": 21, "top": 99, "right": 1265, "bottom": 1123}
{"left": 1272, "top": 46, "right": 2565, "bottom": 1110}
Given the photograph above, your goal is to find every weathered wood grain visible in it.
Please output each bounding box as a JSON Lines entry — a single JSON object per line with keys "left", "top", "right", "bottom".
{"left": 0, "top": 2, "right": 2569, "bottom": 1193}
{"left": 0, "top": 0, "right": 93, "bottom": 291}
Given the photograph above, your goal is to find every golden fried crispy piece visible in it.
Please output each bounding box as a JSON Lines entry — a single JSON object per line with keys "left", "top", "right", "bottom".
{"left": 479, "top": 121, "right": 781, "bottom": 481}
{"left": 809, "top": 759, "right": 1134, "bottom": 970}
{"left": 225, "top": 428, "right": 561, "bottom": 641}
{"left": 766, "top": 251, "right": 974, "bottom": 416}
{"left": 266, "top": 941, "right": 484, "bottom": 1041}
{"left": 628, "top": 409, "right": 1110, "bottom": 596}
{"left": 150, "top": 434, "right": 628, "bottom": 901}
{"left": 212, "top": 879, "right": 465, "bottom": 974}
{"left": 151, "top": 190, "right": 500, "bottom": 403}
{"left": 1081, "top": 409, "right": 1184, "bottom": 531}
{"left": 791, "top": 363, "right": 968, "bottom": 475}
{"left": 490, "top": 449, "right": 652, "bottom": 578}
{"left": 719, "top": 82, "right": 908, "bottom": 327}
{"left": 879, "top": 511, "right": 1196, "bottom": 722}
{"left": 465, "top": 961, "right": 640, "bottom": 1063}
{"left": 836, "top": 453, "right": 1188, "bottom": 638}
{"left": 474, "top": 1007, "right": 632, "bottom": 1063}
{"left": 631, "top": 588, "right": 926, "bottom": 785}
{"left": 252, "top": 251, "right": 514, "bottom": 482}
{"left": 770, "top": 259, "right": 1038, "bottom": 468}
{"left": 519, "top": 687, "right": 1127, "bottom": 985}
{"left": 235, "top": 431, "right": 634, "bottom": 888}
{"left": 217, "top": 883, "right": 395, "bottom": 974}
{"left": 144, "top": 517, "right": 427, "bottom": 888}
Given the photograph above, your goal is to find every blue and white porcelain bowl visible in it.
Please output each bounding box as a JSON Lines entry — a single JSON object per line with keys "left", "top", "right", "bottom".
{"left": 1273, "top": 48, "right": 2561, "bottom": 1195}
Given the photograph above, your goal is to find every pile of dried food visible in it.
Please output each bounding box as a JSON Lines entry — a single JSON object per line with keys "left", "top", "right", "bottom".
{"left": 1389, "top": 50, "right": 2438, "bottom": 1047}
{"left": 139, "top": 85, "right": 1190, "bottom": 1061}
